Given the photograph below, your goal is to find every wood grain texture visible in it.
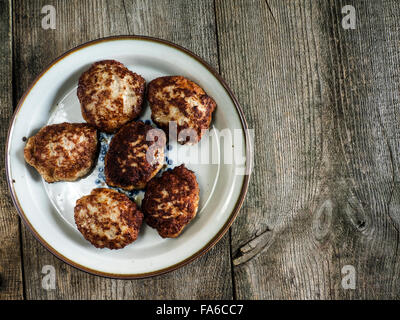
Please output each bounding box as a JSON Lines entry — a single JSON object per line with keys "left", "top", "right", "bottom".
{"left": 215, "top": 0, "right": 400, "bottom": 299}
{"left": 7, "top": 0, "right": 400, "bottom": 300}
{"left": 0, "top": 0, "right": 24, "bottom": 300}
{"left": 13, "top": 0, "right": 232, "bottom": 299}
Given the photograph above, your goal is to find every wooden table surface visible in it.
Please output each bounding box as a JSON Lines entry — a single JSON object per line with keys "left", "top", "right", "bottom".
{"left": 1, "top": 0, "right": 400, "bottom": 300}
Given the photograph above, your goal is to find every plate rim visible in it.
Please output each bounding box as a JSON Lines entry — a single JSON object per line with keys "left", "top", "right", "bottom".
{"left": 5, "top": 35, "right": 252, "bottom": 279}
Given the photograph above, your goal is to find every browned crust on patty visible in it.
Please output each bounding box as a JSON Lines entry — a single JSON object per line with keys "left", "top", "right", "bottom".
{"left": 147, "top": 76, "right": 216, "bottom": 144}
{"left": 77, "top": 60, "right": 146, "bottom": 133}
{"left": 24, "top": 122, "right": 98, "bottom": 183}
{"left": 142, "top": 164, "right": 200, "bottom": 238}
{"left": 105, "top": 121, "right": 166, "bottom": 190}
{"left": 74, "top": 188, "right": 144, "bottom": 249}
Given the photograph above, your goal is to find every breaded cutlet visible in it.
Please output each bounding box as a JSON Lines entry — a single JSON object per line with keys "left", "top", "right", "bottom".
{"left": 24, "top": 122, "right": 98, "bottom": 183}
{"left": 78, "top": 60, "right": 146, "bottom": 133}
{"left": 105, "top": 121, "right": 165, "bottom": 190}
{"left": 74, "top": 188, "right": 144, "bottom": 249}
{"left": 142, "top": 164, "right": 200, "bottom": 238}
{"left": 147, "top": 76, "right": 216, "bottom": 145}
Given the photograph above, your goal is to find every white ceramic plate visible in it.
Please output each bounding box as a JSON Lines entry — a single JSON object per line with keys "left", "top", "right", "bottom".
{"left": 6, "top": 36, "right": 251, "bottom": 278}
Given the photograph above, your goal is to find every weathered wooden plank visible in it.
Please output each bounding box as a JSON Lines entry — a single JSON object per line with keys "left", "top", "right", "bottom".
{"left": 216, "top": 0, "right": 400, "bottom": 299}
{"left": 0, "top": 0, "right": 24, "bottom": 300}
{"left": 14, "top": 0, "right": 232, "bottom": 299}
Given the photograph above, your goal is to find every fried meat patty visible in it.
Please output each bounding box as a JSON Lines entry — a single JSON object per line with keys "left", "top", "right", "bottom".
{"left": 78, "top": 60, "right": 146, "bottom": 133}
{"left": 147, "top": 76, "right": 216, "bottom": 144}
{"left": 24, "top": 122, "right": 98, "bottom": 183}
{"left": 142, "top": 164, "right": 199, "bottom": 238}
{"left": 105, "top": 121, "right": 165, "bottom": 190}
{"left": 74, "top": 188, "right": 144, "bottom": 249}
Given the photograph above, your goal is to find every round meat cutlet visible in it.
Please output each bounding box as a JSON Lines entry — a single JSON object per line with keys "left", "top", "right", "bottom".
{"left": 77, "top": 60, "right": 146, "bottom": 133}
{"left": 74, "top": 188, "right": 144, "bottom": 249}
{"left": 23, "top": 122, "right": 98, "bottom": 183}
{"left": 105, "top": 121, "right": 166, "bottom": 190}
{"left": 147, "top": 76, "right": 216, "bottom": 145}
{"left": 142, "top": 164, "right": 200, "bottom": 238}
